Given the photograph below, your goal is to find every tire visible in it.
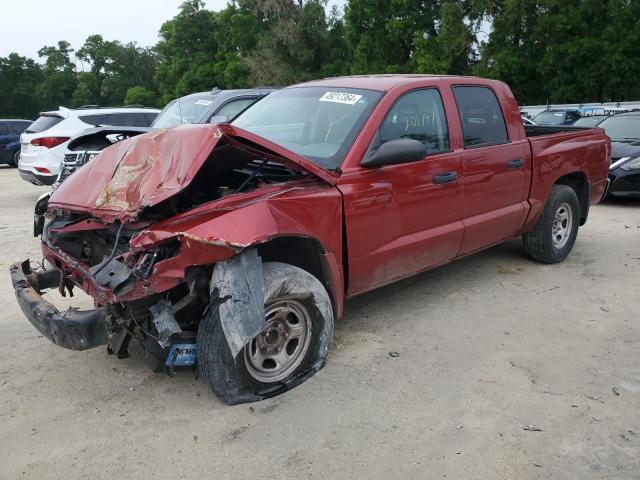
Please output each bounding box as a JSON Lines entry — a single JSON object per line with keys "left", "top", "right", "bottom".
{"left": 523, "top": 184, "right": 580, "bottom": 263}
{"left": 197, "top": 262, "right": 334, "bottom": 405}
{"left": 9, "top": 149, "right": 20, "bottom": 167}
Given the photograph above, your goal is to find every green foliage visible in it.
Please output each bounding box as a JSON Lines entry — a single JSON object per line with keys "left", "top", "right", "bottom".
{"left": 477, "top": 0, "right": 640, "bottom": 103}
{"left": 0, "top": 54, "right": 43, "bottom": 118}
{"left": 124, "top": 86, "right": 156, "bottom": 106}
{"left": 1, "top": 0, "right": 640, "bottom": 118}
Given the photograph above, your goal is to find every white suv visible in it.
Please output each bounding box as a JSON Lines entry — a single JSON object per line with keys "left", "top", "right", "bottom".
{"left": 19, "top": 106, "right": 159, "bottom": 186}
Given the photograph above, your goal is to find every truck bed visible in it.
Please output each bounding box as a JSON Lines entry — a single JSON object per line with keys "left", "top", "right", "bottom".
{"left": 524, "top": 124, "right": 593, "bottom": 137}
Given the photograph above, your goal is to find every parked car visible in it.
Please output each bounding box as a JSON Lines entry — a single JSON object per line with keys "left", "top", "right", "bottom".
{"left": 18, "top": 106, "right": 159, "bottom": 186}
{"left": 596, "top": 112, "right": 640, "bottom": 197}
{"left": 0, "top": 119, "right": 31, "bottom": 167}
{"left": 11, "top": 75, "right": 610, "bottom": 405}
{"left": 533, "top": 109, "right": 582, "bottom": 125}
{"left": 55, "top": 88, "right": 275, "bottom": 186}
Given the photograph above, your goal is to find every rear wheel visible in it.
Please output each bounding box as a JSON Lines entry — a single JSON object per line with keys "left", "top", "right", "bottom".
{"left": 9, "top": 149, "right": 20, "bottom": 167}
{"left": 197, "top": 262, "right": 334, "bottom": 405}
{"left": 523, "top": 185, "right": 580, "bottom": 263}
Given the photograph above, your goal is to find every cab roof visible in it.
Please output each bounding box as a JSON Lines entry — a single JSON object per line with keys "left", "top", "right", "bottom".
{"left": 294, "top": 74, "right": 486, "bottom": 92}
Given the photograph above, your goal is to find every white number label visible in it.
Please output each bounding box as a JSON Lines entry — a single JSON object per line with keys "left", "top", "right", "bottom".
{"left": 319, "top": 92, "right": 363, "bottom": 105}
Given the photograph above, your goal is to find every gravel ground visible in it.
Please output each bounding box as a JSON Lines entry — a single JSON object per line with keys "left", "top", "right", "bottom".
{"left": 0, "top": 165, "right": 638, "bottom": 480}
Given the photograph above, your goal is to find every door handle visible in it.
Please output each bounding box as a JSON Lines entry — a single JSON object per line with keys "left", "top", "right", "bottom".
{"left": 432, "top": 171, "right": 458, "bottom": 184}
{"left": 507, "top": 158, "right": 524, "bottom": 169}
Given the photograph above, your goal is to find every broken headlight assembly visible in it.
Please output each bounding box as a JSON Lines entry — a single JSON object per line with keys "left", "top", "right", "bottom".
{"left": 131, "top": 238, "right": 181, "bottom": 279}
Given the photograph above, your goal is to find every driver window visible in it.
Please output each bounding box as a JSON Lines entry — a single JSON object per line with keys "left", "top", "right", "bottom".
{"left": 379, "top": 89, "right": 450, "bottom": 154}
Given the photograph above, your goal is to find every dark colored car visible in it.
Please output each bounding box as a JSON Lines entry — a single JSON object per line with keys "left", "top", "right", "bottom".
{"left": 0, "top": 119, "right": 31, "bottom": 166}
{"left": 533, "top": 109, "right": 582, "bottom": 126}
{"left": 597, "top": 112, "right": 640, "bottom": 197}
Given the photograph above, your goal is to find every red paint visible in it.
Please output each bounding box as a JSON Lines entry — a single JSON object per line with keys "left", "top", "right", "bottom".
{"left": 41, "top": 75, "right": 610, "bottom": 317}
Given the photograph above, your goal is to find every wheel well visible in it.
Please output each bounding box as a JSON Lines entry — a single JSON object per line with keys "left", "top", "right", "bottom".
{"left": 555, "top": 172, "right": 589, "bottom": 225}
{"left": 256, "top": 236, "right": 336, "bottom": 309}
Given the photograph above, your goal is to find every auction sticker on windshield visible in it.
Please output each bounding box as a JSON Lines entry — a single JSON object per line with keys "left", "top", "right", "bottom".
{"left": 319, "top": 92, "right": 363, "bottom": 105}
{"left": 195, "top": 100, "right": 213, "bottom": 106}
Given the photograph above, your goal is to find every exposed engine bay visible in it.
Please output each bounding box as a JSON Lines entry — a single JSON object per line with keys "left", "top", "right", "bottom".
{"left": 38, "top": 131, "right": 313, "bottom": 371}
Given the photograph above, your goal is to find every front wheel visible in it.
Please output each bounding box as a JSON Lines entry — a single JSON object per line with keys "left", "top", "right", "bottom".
{"left": 523, "top": 184, "right": 580, "bottom": 263}
{"left": 197, "top": 262, "right": 334, "bottom": 405}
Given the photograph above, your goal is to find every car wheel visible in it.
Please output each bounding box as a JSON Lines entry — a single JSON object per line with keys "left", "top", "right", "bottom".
{"left": 9, "top": 149, "right": 20, "bottom": 167}
{"left": 523, "top": 184, "right": 580, "bottom": 263}
{"left": 197, "top": 262, "right": 334, "bottom": 405}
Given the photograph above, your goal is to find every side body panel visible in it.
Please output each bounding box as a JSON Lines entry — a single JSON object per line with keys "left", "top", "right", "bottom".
{"left": 337, "top": 79, "right": 464, "bottom": 295}
{"left": 518, "top": 128, "right": 611, "bottom": 234}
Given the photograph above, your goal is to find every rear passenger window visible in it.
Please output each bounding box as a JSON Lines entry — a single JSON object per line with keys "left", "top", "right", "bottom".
{"left": 0, "top": 124, "right": 8, "bottom": 135}
{"left": 453, "top": 86, "right": 508, "bottom": 147}
{"left": 80, "top": 113, "right": 152, "bottom": 127}
{"left": 379, "top": 89, "right": 450, "bottom": 154}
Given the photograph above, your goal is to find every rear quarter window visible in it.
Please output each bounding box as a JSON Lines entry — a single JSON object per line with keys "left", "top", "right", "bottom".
{"left": 80, "top": 112, "right": 153, "bottom": 127}
{"left": 25, "top": 115, "right": 64, "bottom": 133}
{"left": 453, "top": 86, "right": 509, "bottom": 148}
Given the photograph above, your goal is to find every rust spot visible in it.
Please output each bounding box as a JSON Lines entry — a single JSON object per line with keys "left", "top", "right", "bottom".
{"left": 96, "top": 153, "right": 156, "bottom": 210}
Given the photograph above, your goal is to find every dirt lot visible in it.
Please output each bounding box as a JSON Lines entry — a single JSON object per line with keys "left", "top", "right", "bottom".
{"left": 0, "top": 165, "right": 638, "bottom": 480}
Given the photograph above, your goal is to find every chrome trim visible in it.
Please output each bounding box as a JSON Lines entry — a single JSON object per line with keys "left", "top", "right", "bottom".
{"left": 610, "top": 157, "right": 630, "bottom": 170}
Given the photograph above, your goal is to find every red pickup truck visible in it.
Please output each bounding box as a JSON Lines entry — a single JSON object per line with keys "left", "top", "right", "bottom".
{"left": 11, "top": 75, "right": 610, "bottom": 404}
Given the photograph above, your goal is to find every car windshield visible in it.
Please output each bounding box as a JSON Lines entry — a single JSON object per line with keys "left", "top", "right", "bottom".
{"left": 597, "top": 115, "right": 640, "bottom": 140}
{"left": 232, "top": 87, "right": 383, "bottom": 170}
{"left": 533, "top": 111, "right": 566, "bottom": 125}
{"left": 573, "top": 116, "right": 608, "bottom": 127}
{"left": 151, "top": 95, "right": 215, "bottom": 128}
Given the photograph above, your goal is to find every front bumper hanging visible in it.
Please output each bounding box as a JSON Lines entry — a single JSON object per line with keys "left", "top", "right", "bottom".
{"left": 10, "top": 260, "right": 107, "bottom": 351}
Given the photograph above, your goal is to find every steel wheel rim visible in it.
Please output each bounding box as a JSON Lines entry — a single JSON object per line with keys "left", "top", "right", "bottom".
{"left": 244, "top": 299, "right": 312, "bottom": 383}
{"left": 551, "top": 202, "right": 573, "bottom": 249}
{"left": 13, "top": 150, "right": 20, "bottom": 165}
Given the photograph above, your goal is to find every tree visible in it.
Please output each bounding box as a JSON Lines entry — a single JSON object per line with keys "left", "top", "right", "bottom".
{"left": 413, "top": 2, "right": 475, "bottom": 75}
{"left": 155, "top": 0, "right": 221, "bottom": 103}
{"left": 0, "top": 54, "right": 43, "bottom": 118}
{"left": 124, "top": 86, "right": 156, "bottom": 106}
{"left": 36, "top": 41, "right": 77, "bottom": 109}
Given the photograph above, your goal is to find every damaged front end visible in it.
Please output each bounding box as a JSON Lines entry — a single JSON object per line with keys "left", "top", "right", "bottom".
{"left": 12, "top": 124, "right": 340, "bottom": 376}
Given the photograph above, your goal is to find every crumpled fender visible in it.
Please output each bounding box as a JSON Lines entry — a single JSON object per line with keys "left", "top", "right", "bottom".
{"left": 209, "top": 249, "right": 264, "bottom": 358}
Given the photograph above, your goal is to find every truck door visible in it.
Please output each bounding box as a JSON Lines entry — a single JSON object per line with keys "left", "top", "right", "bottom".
{"left": 339, "top": 88, "right": 464, "bottom": 295}
{"left": 451, "top": 86, "right": 529, "bottom": 255}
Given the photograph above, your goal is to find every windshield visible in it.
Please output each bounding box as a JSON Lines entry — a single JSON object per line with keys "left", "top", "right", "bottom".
{"left": 25, "top": 114, "right": 63, "bottom": 133}
{"left": 597, "top": 115, "right": 640, "bottom": 140}
{"left": 573, "top": 116, "right": 607, "bottom": 127}
{"left": 232, "top": 87, "right": 383, "bottom": 170}
{"left": 151, "top": 95, "right": 215, "bottom": 128}
{"left": 533, "top": 111, "right": 566, "bottom": 125}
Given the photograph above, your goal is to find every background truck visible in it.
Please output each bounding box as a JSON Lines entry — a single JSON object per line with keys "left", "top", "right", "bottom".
{"left": 11, "top": 75, "right": 611, "bottom": 405}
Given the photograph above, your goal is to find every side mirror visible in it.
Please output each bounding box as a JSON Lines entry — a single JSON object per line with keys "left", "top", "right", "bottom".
{"left": 209, "top": 115, "right": 230, "bottom": 125}
{"left": 361, "top": 138, "right": 427, "bottom": 168}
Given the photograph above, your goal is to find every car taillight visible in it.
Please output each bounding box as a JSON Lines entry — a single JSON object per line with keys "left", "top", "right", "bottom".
{"left": 35, "top": 167, "right": 51, "bottom": 174}
{"left": 31, "top": 137, "right": 70, "bottom": 149}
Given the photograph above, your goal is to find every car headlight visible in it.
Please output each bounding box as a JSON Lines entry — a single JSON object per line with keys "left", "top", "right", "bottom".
{"left": 621, "top": 157, "right": 640, "bottom": 171}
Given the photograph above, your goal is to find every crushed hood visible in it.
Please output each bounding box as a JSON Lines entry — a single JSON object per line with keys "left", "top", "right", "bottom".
{"left": 49, "top": 124, "right": 337, "bottom": 220}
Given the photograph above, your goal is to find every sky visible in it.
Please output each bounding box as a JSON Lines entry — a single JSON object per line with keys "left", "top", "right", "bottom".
{"left": 0, "top": 0, "right": 344, "bottom": 61}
